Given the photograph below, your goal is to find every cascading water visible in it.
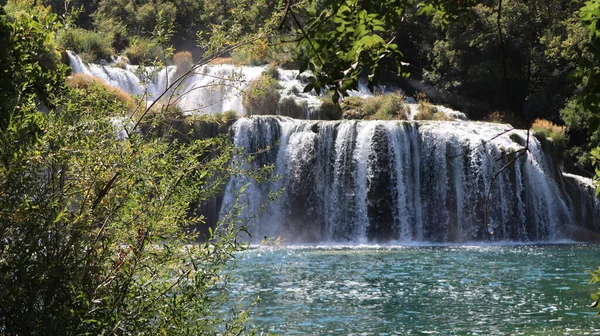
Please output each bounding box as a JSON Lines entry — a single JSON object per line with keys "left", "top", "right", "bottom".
{"left": 66, "top": 52, "right": 600, "bottom": 243}
{"left": 221, "top": 116, "right": 598, "bottom": 244}
{"left": 66, "top": 51, "right": 325, "bottom": 117}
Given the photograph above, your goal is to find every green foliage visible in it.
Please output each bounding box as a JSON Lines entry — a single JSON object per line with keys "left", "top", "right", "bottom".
{"left": 415, "top": 100, "right": 438, "bottom": 120}
{"left": 56, "top": 27, "right": 115, "bottom": 63}
{"left": 0, "top": 85, "right": 257, "bottom": 334}
{"left": 262, "top": 64, "right": 280, "bottom": 80}
{"left": 341, "top": 93, "right": 408, "bottom": 120}
{"left": 422, "top": 0, "right": 585, "bottom": 122}
{"left": 0, "top": 8, "right": 269, "bottom": 335}
{"left": 124, "top": 36, "right": 164, "bottom": 65}
{"left": 318, "top": 98, "right": 342, "bottom": 120}
{"left": 531, "top": 118, "right": 567, "bottom": 146}
{"left": 243, "top": 75, "right": 282, "bottom": 115}
{"left": 293, "top": 0, "right": 404, "bottom": 102}
{"left": 0, "top": 7, "right": 67, "bottom": 130}
{"left": 589, "top": 266, "right": 600, "bottom": 314}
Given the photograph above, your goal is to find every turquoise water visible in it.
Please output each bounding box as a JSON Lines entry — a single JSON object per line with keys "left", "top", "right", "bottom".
{"left": 231, "top": 244, "right": 600, "bottom": 335}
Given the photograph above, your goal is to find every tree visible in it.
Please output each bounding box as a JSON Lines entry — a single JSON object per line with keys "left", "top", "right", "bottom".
{"left": 0, "top": 5, "right": 273, "bottom": 335}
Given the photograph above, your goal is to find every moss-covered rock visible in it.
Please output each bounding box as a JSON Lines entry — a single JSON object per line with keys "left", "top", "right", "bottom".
{"left": 242, "top": 75, "right": 281, "bottom": 115}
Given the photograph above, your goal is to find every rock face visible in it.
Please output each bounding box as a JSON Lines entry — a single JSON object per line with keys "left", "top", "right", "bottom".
{"left": 220, "top": 116, "right": 600, "bottom": 244}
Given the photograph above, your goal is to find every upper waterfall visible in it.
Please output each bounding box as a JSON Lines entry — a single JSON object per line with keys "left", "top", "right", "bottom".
{"left": 66, "top": 51, "right": 468, "bottom": 120}
{"left": 66, "top": 51, "right": 327, "bottom": 117}
{"left": 220, "top": 116, "right": 600, "bottom": 244}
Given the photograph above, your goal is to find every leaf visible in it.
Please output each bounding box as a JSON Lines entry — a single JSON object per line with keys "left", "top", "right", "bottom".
{"left": 303, "top": 83, "right": 314, "bottom": 93}
{"left": 299, "top": 61, "right": 308, "bottom": 74}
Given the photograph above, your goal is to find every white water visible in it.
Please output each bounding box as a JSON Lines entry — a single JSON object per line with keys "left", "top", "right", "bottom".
{"left": 66, "top": 52, "right": 599, "bottom": 243}
{"left": 221, "top": 117, "right": 595, "bottom": 244}
{"left": 67, "top": 51, "right": 468, "bottom": 120}
{"left": 67, "top": 51, "right": 327, "bottom": 117}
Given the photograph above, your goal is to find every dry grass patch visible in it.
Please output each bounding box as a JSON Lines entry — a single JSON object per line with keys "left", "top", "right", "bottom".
{"left": 174, "top": 51, "right": 193, "bottom": 77}
{"left": 208, "top": 57, "right": 234, "bottom": 65}
{"left": 531, "top": 118, "right": 566, "bottom": 145}
{"left": 66, "top": 73, "right": 133, "bottom": 106}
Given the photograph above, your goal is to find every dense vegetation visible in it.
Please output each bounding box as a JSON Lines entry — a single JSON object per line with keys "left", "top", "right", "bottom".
{"left": 3, "top": 0, "right": 600, "bottom": 330}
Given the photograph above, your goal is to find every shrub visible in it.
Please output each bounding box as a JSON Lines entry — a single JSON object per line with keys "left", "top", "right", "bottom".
{"left": 222, "top": 110, "right": 239, "bottom": 121}
{"left": 113, "top": 59, "right": 128, "bottom": 69}
{"left": 232, "top": 39, "right": 270, "bottom": 66}
{"left": 415, "top": 101, "right": 438, "bottom": 120}
{"left": 66, "top": 73, "right": 133, "bottom": 106}
{"left": 173, "top": 51, "right": 194, "bottom": 77}
{"left": 486, "top": 111, "right": 505, "bottom": 123}
{"left": 242, "top": 75, "right": 281, "bottom": 115}
{"left": 56, "top": 28, "right": 114, "bottom": 63}
{"left": 208, "top": 57, "right": 234, "bottom": 64}
{"left": 262, "top": 64, "right": 280, "bottom": 80}
{"left": 319, "top": 98, "right": 342, "bottom": 120}
{"left": 231, "top": 38, "right": 299, "bottom": 67}
{"left": 124, "top": 37, "right": 164, "bottom": 65}
{"left": 432, "top": 112, "right": 454, "bottom": 121}
{"left": 531, "top": 118, "right": 567, "bottom": 145}
{"left": 1, "top": 84, "right": 255, "bottom": 335}
{"left": 369, "top": 93, "right": 408, "bottom": 120}
{"left": 342, "top": 93, "right": 408, "bottom": 120}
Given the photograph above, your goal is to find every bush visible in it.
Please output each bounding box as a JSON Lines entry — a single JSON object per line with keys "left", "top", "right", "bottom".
{"left": 531, "top": 118, "right": 567, "bottom": 145}
{"left": 56, "top": 27, "right": 114, "bottom": 63}
{"left": 432, "top": 112, "right": 454, "bottom": 121}
{"left": 113, "top": 59, "right": 128, "bottom": 69}
{"left": 369, "top": 93, "right": 408, "bottom": 120}
{"left": 486, "top": 111, "right": 505, "bottom": 123}
{"left": 173, "top": 51, "right": 193, "bottom": 77}
{"left": 415, "top": 101, "right": 438, "bottom": 120}
{"left": 231, "top": 38, "right": 299, "bottom": 67}
{"left": 208, "top": 57, "right": 234, "bottom": 65}
{"left": 242, "top": 75, "right": 281, "bottom": 115}
{"left": 232, "top": 40, "right": 270, "bottom": 66}
{"left": 342, "top": 93, "right": 408, "bottom": 120}
{"left": 319, "top": 98, "right": 342, "bottom": 120}
{"left": 66, "top": 73, "right": 134, "bottom": 106}
{"left": 262, "top": 64, "right": 280, "bottom": 80}
{"left": 124, "top": 37, "right": 164, "bottom": 65}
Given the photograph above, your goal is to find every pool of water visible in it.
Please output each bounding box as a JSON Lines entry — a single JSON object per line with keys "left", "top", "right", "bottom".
{"left": 230, "top": 244, "right": 600, "bottom": 335}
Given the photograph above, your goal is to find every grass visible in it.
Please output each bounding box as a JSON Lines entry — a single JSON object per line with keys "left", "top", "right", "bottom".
{"left": 66, "top": 73, "right": 133, "bottom": 106}
{"left": 173, "top": 51, "right": 193, "bottom": 77}
{"left": 486, "top": 111, "right": 505, "bottom": 123}
{"left": 342, "top": 92, "right": 408, "bottom": 120}
{"left": 208, "top": 57, "right": 234, "bottom": 65}
{"left": 415, "top": 101, "right": 436, "bottom": 120}
{"left": 318, "top": 98, "right": 342, "bottom": 120}
{"left": 531, "top": 119, "right": 567, "bottom": 145}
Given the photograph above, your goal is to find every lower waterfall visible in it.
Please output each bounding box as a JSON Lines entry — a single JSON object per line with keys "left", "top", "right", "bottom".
{"left": 220, "top": 116, "right": 600, "bottom": 244}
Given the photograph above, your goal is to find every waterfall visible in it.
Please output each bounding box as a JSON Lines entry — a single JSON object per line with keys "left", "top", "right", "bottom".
{"left": 67, "top": 52, "right": 599, "bottom": 243}
{"left": 221, "top": 116, "right": 587, "bottom": 244}
{"left": 66, "top": 51, "right": 324, "bottom": 117}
